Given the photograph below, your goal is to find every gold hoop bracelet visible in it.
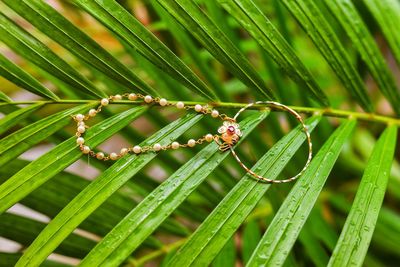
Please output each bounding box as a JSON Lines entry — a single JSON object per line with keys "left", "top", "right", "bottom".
{"left": 227, "top": 101, "right": 312, "bottom": 184}
{"left": 72, "top": 94, "right": 312, "bottom": 184}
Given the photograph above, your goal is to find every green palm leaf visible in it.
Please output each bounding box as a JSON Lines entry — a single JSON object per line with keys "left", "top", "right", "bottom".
{"left": 0, "top": 253, "right": 69, "bottom": 267}
{"left": 0, "top": 213, "right": 96, "bottom": 258}
{"left": 0, "top": 159, "right": 187, "bottom": 242}
{"left": 364, "top": 0, "right": 400, "bottom": 66}
{"left": 328, "top": 125, "right": 397, "bottom": 266}
{"left": 0, "top": 103, "right": 43, "bottom": 135}
{"left": 0, "top": 53, "right": 59, "bottom": 100}
{"left": 0, "top": 91, "right": 11, "bottom": 102}
{"left": 151, "top": 0, "right": 228, "bottom": 100}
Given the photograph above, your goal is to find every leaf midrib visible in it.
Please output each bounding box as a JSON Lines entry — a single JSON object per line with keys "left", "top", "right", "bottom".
{"left": 1, "top": 100, "right": 398, "bottom": 125}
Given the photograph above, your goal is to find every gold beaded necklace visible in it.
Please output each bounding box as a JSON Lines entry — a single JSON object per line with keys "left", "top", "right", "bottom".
{"left": 73, "top": 93, "right": 312, "bottom": 183}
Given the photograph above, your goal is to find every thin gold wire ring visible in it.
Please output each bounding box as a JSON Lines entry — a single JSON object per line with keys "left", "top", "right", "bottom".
{"left": 229, "top": 101, "right": 312, "bottom": 183}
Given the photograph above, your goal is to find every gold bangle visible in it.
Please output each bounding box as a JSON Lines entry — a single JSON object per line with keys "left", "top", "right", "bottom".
{"left": 224, "top": 101, "right": 312, "bottom": 183}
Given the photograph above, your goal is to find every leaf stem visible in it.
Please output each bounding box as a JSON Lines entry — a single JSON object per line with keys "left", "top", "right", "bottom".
{"left": 1, "top": 100, "right": 399, "bottom": 125}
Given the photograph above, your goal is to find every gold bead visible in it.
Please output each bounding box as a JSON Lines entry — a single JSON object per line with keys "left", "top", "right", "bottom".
{"left": 194, "top": 104, "right": 203, "bottom": 112}
{"left": 133, "top": 145, "right": 142, "bottom": 154}
{"left": 159, "top": 98, "right": 168, "bottom": 106}
{"left": 144, "top": 95, "right": 153, "bottom": 103}
{"left": 187, "top": 139, "right": 196, "bottom": 147}
{"left": 96, "top": 152, "right": 105, "bottom": 160}
{"left": 88, "top": 109, "right": 97, "bottom": 117}
{"left": 110, "top": 152, "right": 118, "bottom": 160}
{"left": 205, "top": 134, "right": 214, "bottom": 142}
{"left": 128, "top": 93, "right": 137, "bottom": 101}
{"left": 153, "top": 143, "right": 162, "bottom": 151}
{"left": 77, "top": 126, "right": 86, "bottom": 134}
{"left": 82, "top": 146, "right": 90, "bottom": 154}
{"left": 75, "top": 114, "right": 84, "bottom": 121}
{"left": 101, "top": 98, "right": 109, "bottom": 106}
{"left": 120, "top": 148, "right": 128, "bottom": 155}
{"left": 171, "top": 141, "right": 180, "bottom": 149}
{"left": 211, "top": 110, "right": 219, "bottom": 118}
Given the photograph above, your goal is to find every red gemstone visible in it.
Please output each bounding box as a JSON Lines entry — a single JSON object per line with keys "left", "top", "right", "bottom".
{"left": 227, "top": 126, "right": 235, "bottom": 135}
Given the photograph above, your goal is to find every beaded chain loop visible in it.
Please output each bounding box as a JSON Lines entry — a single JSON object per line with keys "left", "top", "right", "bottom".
{"left": 73, "top": 93, "right": 227, "bottom": 161}
{"left": 73, "top": 94, "right": 312, "bottom": 184}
